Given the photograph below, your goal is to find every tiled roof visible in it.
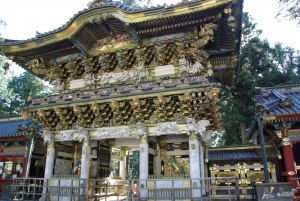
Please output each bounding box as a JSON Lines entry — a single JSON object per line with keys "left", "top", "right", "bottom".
{"left": 208, "top": 145, "right": 279, "bottom": 161}
{"left": 254, "top": 85, "right": 300, "bottom": 118}
{"left": 0, "top": 117, "right": 42, "bottom": 138}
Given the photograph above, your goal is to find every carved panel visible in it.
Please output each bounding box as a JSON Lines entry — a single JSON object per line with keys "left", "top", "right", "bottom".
{"left": 91, "top": 126, "right": 131, "bottom": 139}
{"left": 89, "top": 161, "right": 97, "bottom": 178}
{"left": 156, "top": 122, "right": 180, "bottom": 135}
{"left": 54, "top": 159, "right": 73, "bottom": 175}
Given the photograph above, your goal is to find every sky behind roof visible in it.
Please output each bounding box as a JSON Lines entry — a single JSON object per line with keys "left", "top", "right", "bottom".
{"left": 0, "top": 0, "right": 300, "bottom": 73}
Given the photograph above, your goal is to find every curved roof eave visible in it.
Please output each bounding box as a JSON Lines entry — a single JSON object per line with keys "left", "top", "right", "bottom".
{"left": 0, "top": 0, "right": 234, "bottom": 53}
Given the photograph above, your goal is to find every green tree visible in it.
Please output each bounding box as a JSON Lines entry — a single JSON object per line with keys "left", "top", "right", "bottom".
{"left": 7, "top": 71, "right": 52, "bottom": 114}
{"left": 276, "top": 0, "right": 300, "bottom": 25}
{"left": 0, "top": 57, "right": 16, "bottom": 117}
{"left": 217, "top": 12, "right": 300, "bottom": 147}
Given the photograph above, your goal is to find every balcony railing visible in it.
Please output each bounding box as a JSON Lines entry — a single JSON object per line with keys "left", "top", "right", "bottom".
{"left": 10, "top": 176, "right": 240, "bottom": 201}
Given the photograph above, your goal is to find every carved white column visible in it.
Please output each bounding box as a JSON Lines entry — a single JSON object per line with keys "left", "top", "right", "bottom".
{"left": 186, "top": 118, "right": 210, "bottom": 198}
{"left": 139, "top": 135, "right": 149, "bottom": 198}
{"left": 119, "top": 147, "right": 126, "bottom": 180}
{"left": 189, "top": 132, "right": 201, "bottom": 198}
{"left": 199, "top": 140, "right": 206, "bottom": 196}
{"left": 79, "top": 129, "right": 90, "bottom": 180}
{"left": 40, "top": 130, "right": 55, "bottom": 201}
{"left": 153, "top": 142, "right": 161, "bottom": 176}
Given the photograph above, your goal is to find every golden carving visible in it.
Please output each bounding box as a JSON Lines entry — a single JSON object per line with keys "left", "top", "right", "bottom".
{"left": 287, "top": 171, "right": 295, "bottom": 176}
{"left": 189, "top": 132, "right": 197, "bottom": 141}
{"left": 282, "top": 137, "right": 291, "bottom": 146}
{"left": 19, "top": 109, "right": 31, "bottom": 120}
{"left": 246, "top": 170, "right": 265, "bottom": 183}
{"left": 140, "top": 135, "right": 148, "bottom": 144}
{"left": 216, "top": 171, "right": 238, "bottom": 183}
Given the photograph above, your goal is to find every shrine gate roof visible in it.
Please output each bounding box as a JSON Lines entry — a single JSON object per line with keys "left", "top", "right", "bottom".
{"left": 0, "top": 117, "right": 42, "bottom": 138}
{"left": 254, "top": 85, "right": 300, "bottom": 120}
{"left": 0, "top": 0, "right": 243, "bottom": 86}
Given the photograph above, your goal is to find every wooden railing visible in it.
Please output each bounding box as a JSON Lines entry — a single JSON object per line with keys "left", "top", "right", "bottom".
{"left": 128, "top": 177, "right": 240, "bottom": 201}
{"left": 9, "top": 177, "right": 240, "bottom": 201}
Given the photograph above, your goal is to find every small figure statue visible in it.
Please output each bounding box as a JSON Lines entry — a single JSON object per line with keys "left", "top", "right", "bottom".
{"left": 51, "top": 78, "right": 64, "bottom": 93}
{"left": 72, "top": 159, "right": 81, "bottom": 175}
{"left": 179, "top": 57, "right": 189, "bottom": 74}
{"left": 136, "top": 60, "right": 149, "bottom": 81}
{"left": 206, "top": 61, "right": 214, "bottom": 83}
{"left": 189, "top": 60, "right": 204, "bottom": 74}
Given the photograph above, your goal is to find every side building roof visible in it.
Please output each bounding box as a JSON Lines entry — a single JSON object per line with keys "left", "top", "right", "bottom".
{"left": 0, "top": 116, "right": 42, "bottom": 138}
{"left": 254, "top": 85, "right": 300, "bottom": 120}
{"left": 208, "top": 145, "right": 279, "bottom": 162}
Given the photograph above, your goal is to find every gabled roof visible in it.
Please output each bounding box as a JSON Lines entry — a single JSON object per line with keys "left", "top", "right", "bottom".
{"left": 254, "top": 85, "right": 300, "bottom": 118}
{"left": 208, "top": 145, "right": 279, "bottom": 162}
{"left": 0, "top": 0, "right": 243, "bottom": 87}
{"left": 0, "top": 117, "right": 42, "bottom": 138}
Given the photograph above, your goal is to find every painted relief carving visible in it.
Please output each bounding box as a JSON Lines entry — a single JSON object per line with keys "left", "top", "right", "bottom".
{"left": 54, "top": 159, "right": 73, "bottom": 175}
{"left": 74, "top": 127, "right": 89, "bottom": 142}
{"left": 43, "top": 130, "right": 54, "bottom": 144}
{"left": 156, "top": 122, "right": 179, "bottom": 135}
{"left": 95, "top": 34, "right": 135, "bottom": 51}
{"left": 25, "top": 58, "right": 48, "bottom": 76}
{"left": 51, "top": 78, "right": 65, "bottom": 93}
{"left": 178, "top": 58, "right": 204, "bottom": 74}
{"left": 83, "top": 73, "right": 98, "bottom": 88}
{"left": 199, "top": 23, "right": 218, "bottom": 43}
{"left": 59, "top": 130, "right": 75, "bottom": 141}
{"left": 136, "top": 122, "right": 147, "bottom": 139}
{"left": 92, "top": 126, "right": 131, "bottom": 139}
{"left": 186, "top": 118, "right": 210, "bottom": 136}
{"left": 136, "top": 60, "right": 149, "bottom": 81}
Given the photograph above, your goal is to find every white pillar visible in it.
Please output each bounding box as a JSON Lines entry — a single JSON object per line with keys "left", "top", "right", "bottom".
{"left": 139, "top": 135, "right": 149, "bottom": 198}
{"left": 199, "top": 141, "right": 205, "bottom": 178}
{"left": 80, "top": 139, "right": 90, "bottom": 179}
{"left": 119, "top": 147, "right": 126, "bottom": 180}
{"left": 199, "top": 141, "right": 206, "bottom": 196}
{"left": 189, "top": 132, "right": 201, "bottom": 198}
{"left": 153, "top": 142, "right": 161, "bottom": 176}
{"left": 39, "top": 131, "right": 55, "bottom": 201}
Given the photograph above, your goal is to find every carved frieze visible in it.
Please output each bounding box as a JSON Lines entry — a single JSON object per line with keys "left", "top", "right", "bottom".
{"left": 32, "top": 97, "right": 45, "bottom": 105}
{"left": 43, "top": 130, "right": 54, "bottom": 145}
{"left": 160, "top": 78, "right": 181, "bottom": 88}
{"left": 138, "top": 81, "right": 157, "bottom": 90}
{"left": 149, "top": 33, "right": 187, "bottom": 45}
{"left": 59, "top": 130, "right": 75, "bottom": 141}
{"left": 47, "top": 95, "right": 60, "bottom": 103}
{"left": 184, "top": 75, "right": 208, "bottom": 84}
{"left": 117, "top": 84, "right": 134, "bottom": 93}
{"left": 136, "top": 122, "right": 147, "bottom": 139}
{"left": 91, "top": 126, "right": 131, "bottom": 139}
{"left": 156, "top": 122, "right": 180, "bottom": 135}
{"left": 96, "top": 87, "right": 114, "bottom": 96}
{"left": 74, "top": 127, "right": 89, "bottom": 142}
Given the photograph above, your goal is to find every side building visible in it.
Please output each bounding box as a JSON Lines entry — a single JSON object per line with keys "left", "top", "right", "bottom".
{"left": 0, "top": 116, "right": 45, "bottom": 199}
{"left": 246, "top": 85, "right": 300, "bottom": 200}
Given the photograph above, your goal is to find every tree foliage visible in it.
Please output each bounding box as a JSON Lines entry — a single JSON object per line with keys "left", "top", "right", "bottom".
{"left": 217, "top": 11, "right": 300, "bottom": 147}
{"left": 0, "top": 69, "right": 52, "bottom": 117}
{"left": 276, "top": 0, "right": 300, "bottom": 25}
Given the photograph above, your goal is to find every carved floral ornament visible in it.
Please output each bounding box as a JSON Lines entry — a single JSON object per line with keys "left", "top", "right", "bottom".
{"left": 22, "top": 21, "right": 218, "bottom": 86}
